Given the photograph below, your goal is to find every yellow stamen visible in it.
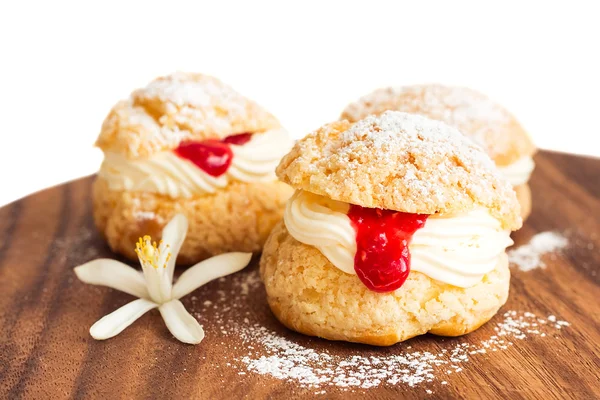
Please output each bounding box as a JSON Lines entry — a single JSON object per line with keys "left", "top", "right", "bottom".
{"left": 134, "top": 235, "right": 162, "bottom": 269}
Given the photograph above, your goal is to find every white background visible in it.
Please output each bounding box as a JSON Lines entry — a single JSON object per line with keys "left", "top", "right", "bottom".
{"left": 1, "top": 1, "right": 599, "bottom": 206}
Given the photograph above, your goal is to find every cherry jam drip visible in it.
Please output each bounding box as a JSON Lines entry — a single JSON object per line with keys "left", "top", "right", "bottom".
{"left": 174, "top": 133, "right": 253, "bottom": 177}
{"left": 348, "top": 205, "right": 428, "bottom": 293}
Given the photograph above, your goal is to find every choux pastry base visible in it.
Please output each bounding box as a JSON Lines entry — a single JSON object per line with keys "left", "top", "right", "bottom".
{"left": 94, "top": 177, "right": 293, "bottom": 264}
{"left": 260, "top": 222, "right": 510, "bottom": 346}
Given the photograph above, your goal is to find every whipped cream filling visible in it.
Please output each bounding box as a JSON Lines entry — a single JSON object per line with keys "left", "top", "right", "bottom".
{"left": 498, "top": 157, "right": 535, "bottom": 187}
{"left": 98, "top": 128, "right": 293, "bottom": 198}
{"left": 284, "top": 190, "right": 513, "bottom": 288}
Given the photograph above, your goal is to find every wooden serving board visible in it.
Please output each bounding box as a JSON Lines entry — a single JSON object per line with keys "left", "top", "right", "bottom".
{"left": 1, "top": 151, "right": 599, "bottom": 400}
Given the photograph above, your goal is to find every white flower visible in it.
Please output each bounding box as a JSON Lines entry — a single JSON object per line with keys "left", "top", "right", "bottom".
{"left": 74, "top": 214, "right": 251, "bottom": 344}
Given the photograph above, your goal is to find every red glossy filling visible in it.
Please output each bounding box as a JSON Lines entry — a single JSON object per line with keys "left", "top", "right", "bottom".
{"left": 174, "top": 133, "right": 253, "bottom": 177}
{"left": 222, "top": 132, "right": 252, "bottom": 145}
{"left": 348, "top": 205, "right": 428, "bottom": 293}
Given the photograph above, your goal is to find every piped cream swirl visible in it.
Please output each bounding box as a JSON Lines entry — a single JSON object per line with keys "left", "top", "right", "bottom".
{"left": 284, "top": 190, "right": 513, "bottom": 288}
{"left": 98, "top": 128, "right": 293, "bottom": 198}
{"left": 498, "top": 157, "right": 535, "bottom": 186}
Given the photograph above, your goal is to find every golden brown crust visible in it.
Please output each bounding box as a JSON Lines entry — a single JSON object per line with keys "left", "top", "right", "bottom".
{"left": 277, "top": 112, "right": 522, "bottom": 230}
{"left": 96, "top": 72, "right": 281, "bottom": 159}
{"left": 514, "top": 183, "right": 532, "bottom": 221}
{"left": 93, "top": 177, "right": 293, "bottom": 264}
{"left": 341, "top": 84, "right": 537, "bottom": 166}
{"left": 260, "top": 222, "right": 510, "bottom": 346}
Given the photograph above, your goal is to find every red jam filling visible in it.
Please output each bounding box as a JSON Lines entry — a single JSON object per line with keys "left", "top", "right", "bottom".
{"left": 221, "top": 132, "right": 253, "bottom": 145}
{"left": 348, "top": 205, "right": 428, "bottom": 293}
{"left": 174, "top": 133, "right": 253, "bottom": 177}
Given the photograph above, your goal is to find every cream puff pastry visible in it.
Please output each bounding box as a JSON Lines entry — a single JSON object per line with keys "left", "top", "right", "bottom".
{"left": 260, "top": 111, "right": 522, "bottom": 346}
{"left": 94, "top": 72, "right": 294, "bottom": 264}
{"left": 341, "top": 84, "right": 536, "bottom": 220}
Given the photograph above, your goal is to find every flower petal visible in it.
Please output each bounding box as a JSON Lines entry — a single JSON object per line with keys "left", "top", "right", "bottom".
{"left": 74, "top": 259, "right": 149, "bottom": 299}
{"left": 89, "top": 298, "right": 157, "bottom": 340}
{"left": 161, "top": 213, "right": 188, "bottom": 282}
{"left": 158, "top": 299, "right": 204, "bottom": 344}
{"left": 140, "top": 261, "right": 169, "bottom": 304}
{"left": 172, "top": 252, "right": 252, "bottom": 299}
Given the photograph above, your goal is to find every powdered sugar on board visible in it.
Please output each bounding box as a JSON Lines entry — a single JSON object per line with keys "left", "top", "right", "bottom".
{"left": 509, "top": 231, "right": 568, "bottom": 271}
{"left": 236, "top": 310, "right": 569, "bottom": 390}
{"left": 186, "top": 268, "right": 571, "bottom": 393}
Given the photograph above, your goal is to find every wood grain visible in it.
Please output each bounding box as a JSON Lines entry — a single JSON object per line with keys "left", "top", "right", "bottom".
{"left": 0, "top": 150, "right": 598, "bottom": 400}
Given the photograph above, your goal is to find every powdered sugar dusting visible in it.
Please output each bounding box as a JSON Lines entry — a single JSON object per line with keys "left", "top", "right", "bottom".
{"left": 97, "top": 72, "right": 280, "bottom": 159}
{"left": 137, "top": 72, "right": 247, "bottom": 114}
{"left": 317, "top": 111, "right": 519, "bottom": 228}
{"left": 99, "top": 99, "right": 193, "bottom": 158}
{"left": 341, "top": 111, "right": 496, "bottom": 170}
{"left": 53, "top": 226, "right": 100, "bottom": 263}
{"left": 509, "top": 231, "right": 568, "bottom": 271}
{"left": 187, "top": 268, "right": 570, "bottom": 392}
{"left": 341, "top": 85, "right": 521, "bottom": 161}
{"left": 278, "top": 111, "right": 523, "bottom": 229}
{"left": 133, "top": 72, "right": 249, "bottom": 140}
{"left": 141, "top": 72, "right": 217, "bottom": 107}
{"left": 237, "top": 311, "right": 569, "bottom": 389}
